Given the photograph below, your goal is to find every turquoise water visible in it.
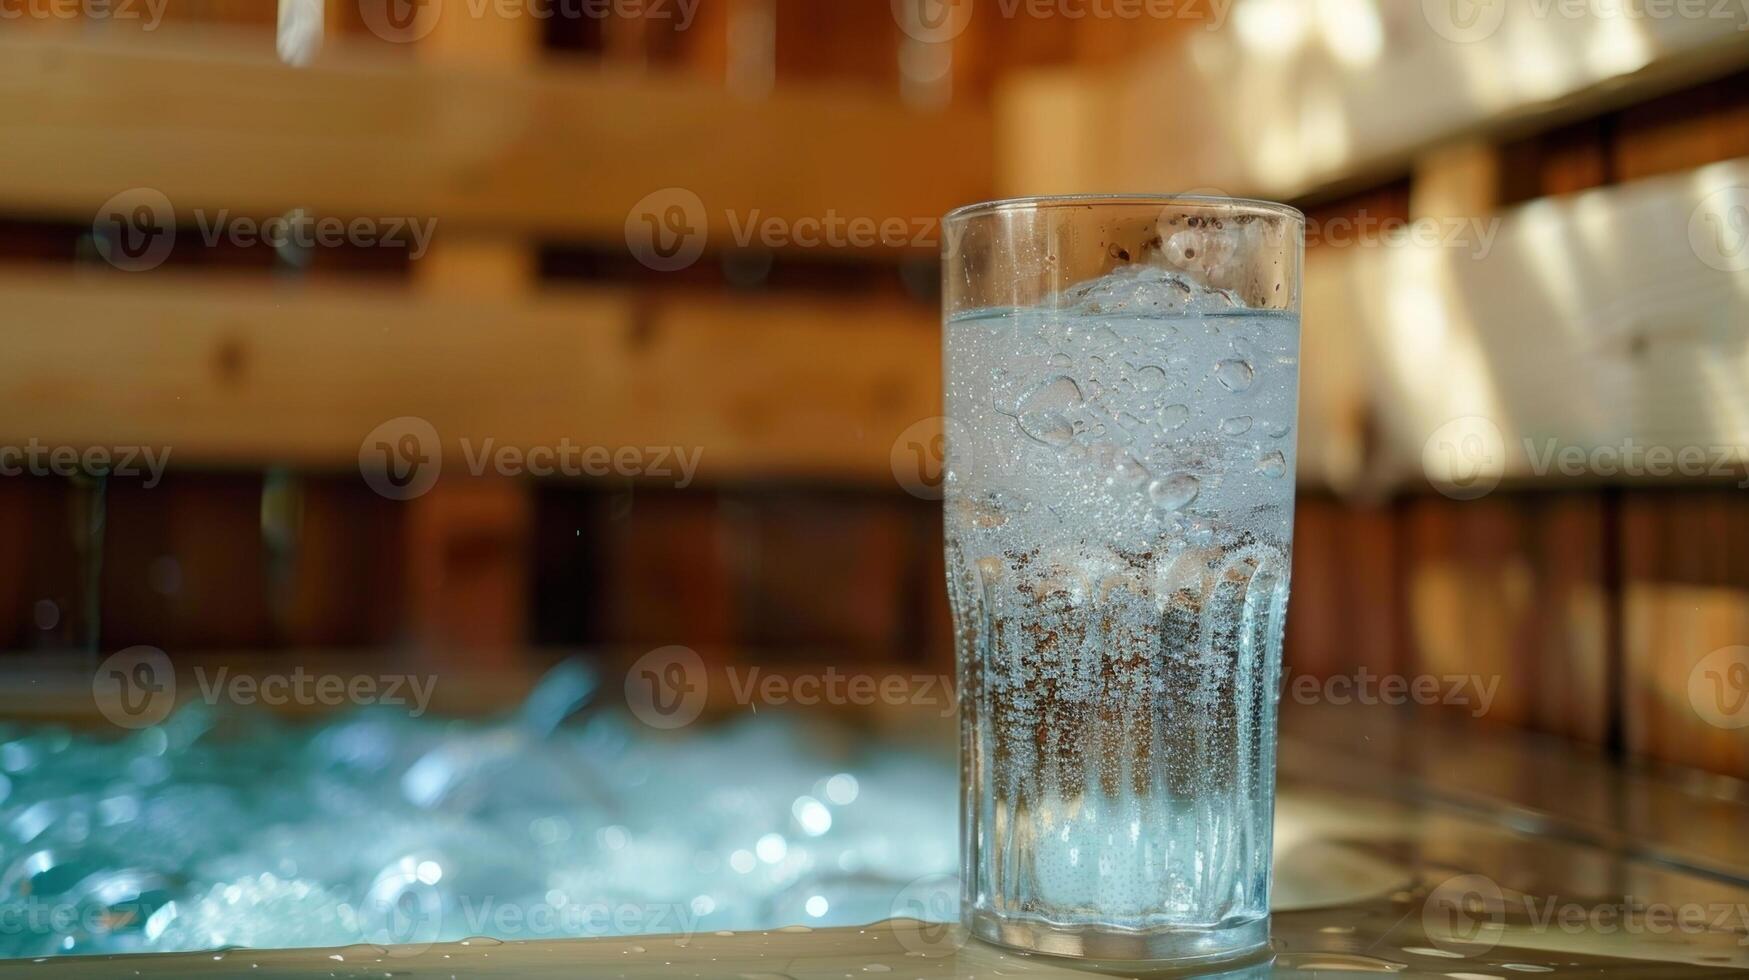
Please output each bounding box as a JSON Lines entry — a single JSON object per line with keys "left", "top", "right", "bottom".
{"left": 0, "top": 663, "right": 955, "bottom": 959}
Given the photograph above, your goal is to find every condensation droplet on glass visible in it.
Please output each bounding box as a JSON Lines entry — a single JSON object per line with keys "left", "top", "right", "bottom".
{"left": 1222, "top": 416, "right": 1253, "bottom": 436}
{"left": 1161, "top": 404, "right": 1190, "bottom": 429}
{"left": 1111, "top": 453, "right": 1150, "bottom": 487}
{"left": 1215, "top": 359, "right": 1254, "bottom": 393}
{"left": 1013, "top": 375, "right": 1083, "bottom": 449}
{"left": 1148, "top": 473, "right": 1199, "bottom": 511}
{"left": 1257, "top": 451, "right": 1287, "bottom": 478}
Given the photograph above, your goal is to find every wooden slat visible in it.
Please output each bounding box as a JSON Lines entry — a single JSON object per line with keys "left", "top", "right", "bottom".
{"left": 996, "top": 8, "right": 1749, "bottom": 201}
{"left": 725, "top": 490, "right": 913, "bottom": 662}
{"left": 1304, "top": 158, "right": 1749, "bottom": 488}
{"left": 1622, "top": 491, "right": 1749, "bottom": 779}
{"left": 1615, "top": 69, "right": 1749, "bottom": 182}
{"left": 0, "top": 270, "right": 941, "bottom": 480}
{"left": 1284, "top": 496, "right": 1405, "bottom": 683}
{"left": 1403, "top": 494, "right": 1611, "bottom": 739}
{"left": 400, "top": 0, "right": 541, "bottom": 659}
{"left": 0, "top": 30, "right": 992, "bottom": 247}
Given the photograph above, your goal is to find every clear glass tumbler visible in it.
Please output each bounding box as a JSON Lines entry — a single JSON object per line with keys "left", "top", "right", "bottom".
{"left": 942, "top": 195, "right": 1302, "bottom": 966}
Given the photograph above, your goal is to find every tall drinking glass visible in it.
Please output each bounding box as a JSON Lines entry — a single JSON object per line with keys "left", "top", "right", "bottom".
{"left": 943, "top": 196, "right": 1302, "bottom": 967}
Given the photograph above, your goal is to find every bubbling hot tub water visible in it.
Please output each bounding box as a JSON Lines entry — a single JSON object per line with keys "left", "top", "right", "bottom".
{"left": 0, "top": 663, "right": 956, "bottom": 959}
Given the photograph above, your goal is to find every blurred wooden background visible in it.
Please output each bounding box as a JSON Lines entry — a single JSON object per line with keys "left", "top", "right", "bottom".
{"left": 0, "top": 1, "right": 1746, "bottom": 780}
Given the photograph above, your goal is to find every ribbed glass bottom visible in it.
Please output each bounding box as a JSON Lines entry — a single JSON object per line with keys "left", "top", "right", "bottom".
{"left": 969, "top": 909, "right": 1270, "bottom": 967}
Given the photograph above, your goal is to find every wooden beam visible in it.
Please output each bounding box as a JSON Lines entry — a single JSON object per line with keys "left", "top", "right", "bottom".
{"left": 0, "top": 270, "right": 941, "bottom": 481}
{"left": 0, "top": 30, "right": 992, "bottom": 248}
{"left": 402, "top": 1, "right": 544, "bottom": 659}
{"left": 1303, "top": 157, "right": 1749, "bottom": 489}
{"left": 1622, "top": 492, "right": 1749, "bottom": 779}
{"left": 996, "top": 10, "right": 1749, "bottom": 201}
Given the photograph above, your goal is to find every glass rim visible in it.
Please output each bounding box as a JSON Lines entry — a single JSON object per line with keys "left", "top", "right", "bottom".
{"left": 942, "top": 193, "right": 1303, "bottom": 226}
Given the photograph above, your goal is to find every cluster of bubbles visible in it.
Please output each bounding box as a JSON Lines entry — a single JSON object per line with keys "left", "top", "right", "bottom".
{"left": 0, "top": 662, "right": 955, "bottom": 959}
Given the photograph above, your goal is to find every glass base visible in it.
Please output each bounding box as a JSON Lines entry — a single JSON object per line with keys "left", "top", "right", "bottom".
{"left": 967, "top": 909, "right": 1271, "bottom": 970}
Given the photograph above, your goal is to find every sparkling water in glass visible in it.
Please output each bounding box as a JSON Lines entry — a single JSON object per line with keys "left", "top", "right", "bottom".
{"left": 943, "top": 196, "right": 1303, "bottom": 967}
